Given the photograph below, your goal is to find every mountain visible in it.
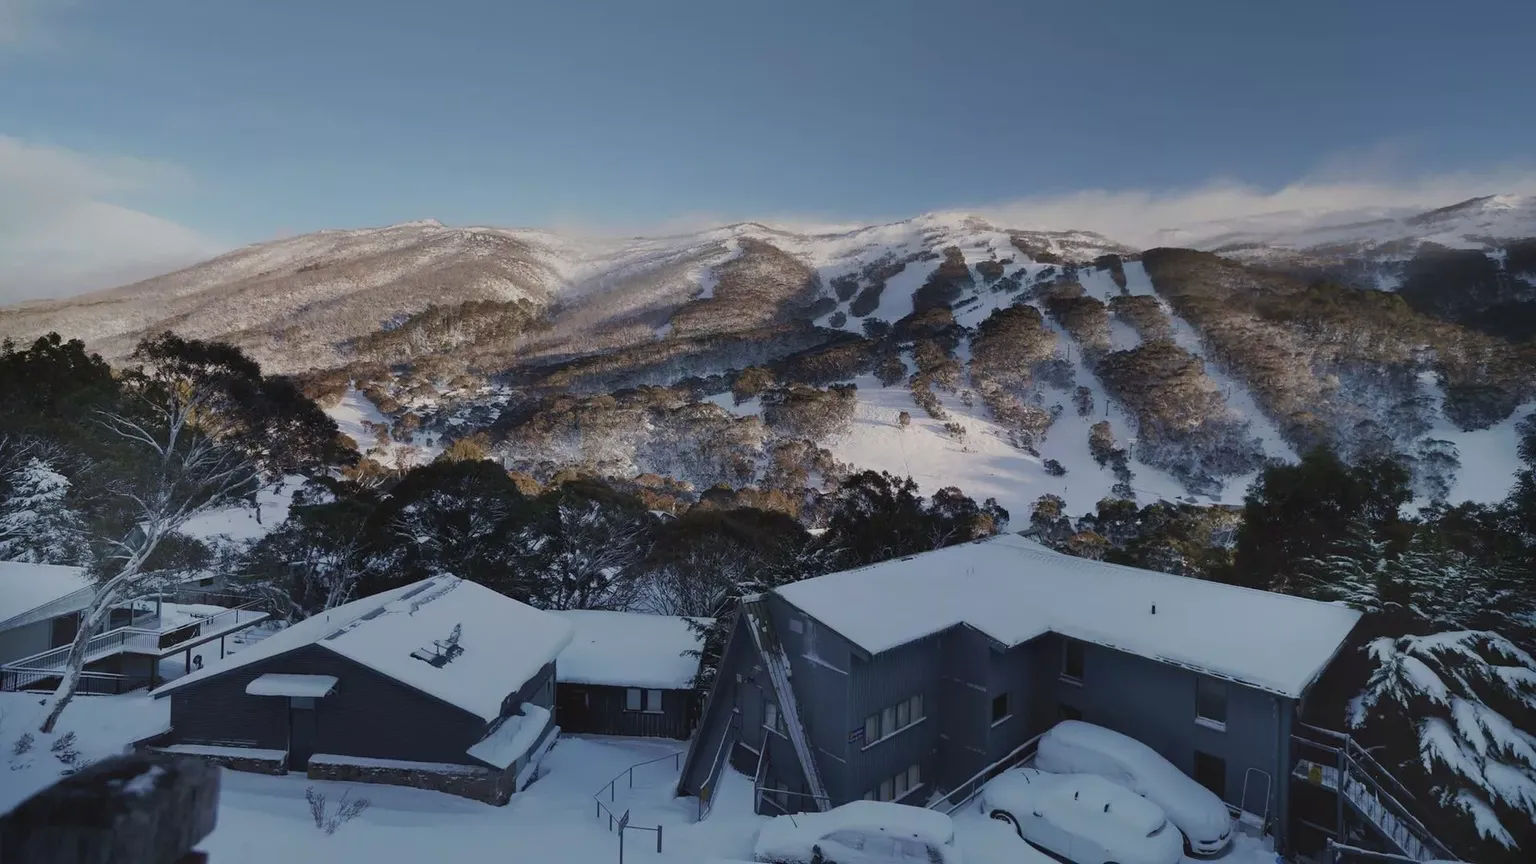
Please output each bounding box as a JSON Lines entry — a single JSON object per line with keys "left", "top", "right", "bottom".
{"left": 2, "top": 201, "right": 1532, "bottom": 517}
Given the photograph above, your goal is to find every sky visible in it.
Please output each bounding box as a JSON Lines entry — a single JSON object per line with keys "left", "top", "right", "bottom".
{"left": 2, "top": 0, "right": 1535, "bottom": 301}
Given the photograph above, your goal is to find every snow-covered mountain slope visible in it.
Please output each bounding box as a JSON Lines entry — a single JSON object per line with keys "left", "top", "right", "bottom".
{"left": 0, "top": 214, "right": 1130, "bottom": 375}
{"left": 1167, "top": 194, "right": 1536, "bottom": 257}
{"left": 1183, "top": 194, "right": 1536, "bottom": 295}
{"left": 4, "top": 198, "right": 1532, "bottom": 514}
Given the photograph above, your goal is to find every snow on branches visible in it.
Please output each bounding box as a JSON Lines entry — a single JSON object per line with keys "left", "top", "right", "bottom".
{"left": 1352, "top": 631, "right": 1536, "bottom": 849}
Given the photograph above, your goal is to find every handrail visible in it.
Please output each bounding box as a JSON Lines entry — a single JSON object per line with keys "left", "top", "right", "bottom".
{"left": 1338, "top": 752, "right": 1456, "bottom": 861}
{"left": 928, "top": 733, "right": 1043, "bottom": 815}
{"left": 1, "top": 600, "right": 268, "bottom": 689}
{"left": 1292, "top": 730, "right": 1459, "bottom": 861}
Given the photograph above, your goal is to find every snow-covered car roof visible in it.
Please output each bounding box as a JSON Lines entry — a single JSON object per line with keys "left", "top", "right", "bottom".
{"left": 154, "top": 576, "right": 573, "bottom": 721}
{"left": 774, "top": 533, "right": 1362, "bottom": 697}
{"left": 1036, "top": 721, "right": 1232, "bottom": 845}
{"left": 0, "top": 561, "right": 92, "bottom": 630}
{"left": 552, "top": 610, "right": 706, "bottom": 690}
{"left": 984, "top": 769, "right": 1174, "bottom": 853}
{"left": 754, "top": 801, "right": 956, "bottom": 858}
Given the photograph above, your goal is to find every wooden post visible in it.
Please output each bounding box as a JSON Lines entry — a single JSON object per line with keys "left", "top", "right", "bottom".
{"left": 0, "top": 753, "right": 219, "bottom": 864}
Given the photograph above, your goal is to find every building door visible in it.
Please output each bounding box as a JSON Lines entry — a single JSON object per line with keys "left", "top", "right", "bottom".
{"left": 289, "top": 697, "right": 317, "bottom": 770}
{"left": 49, "top": 613, "right": 80, "bottom": 649}
{"left": 556, "top": 685, "right": 589, "bottom": 731}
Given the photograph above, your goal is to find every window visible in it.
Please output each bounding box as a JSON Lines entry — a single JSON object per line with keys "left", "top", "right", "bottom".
{"left": 991, "top": 693, "right": 1010, "bottom": 725}
{"left": 788, "top": 618, "right": 803, "bottom": 634}
{"left": 625, "top": 688, "right": 665, "bottom": 713}
{"left": 1058, "top": 703, "right": 1083, "bottom": 722}
{"left": 1194, "top": 750, "right": 1226, "bottom": 799}
{"left": 863, "top": 694, "right": 926, "bottom": 746}
{"left": 764, "top": 701, "right": 779, "bottom": 732}
{"left": 1196, "top": 677, "right": 1228, "bottom": 729}
{"left": 871, "top": 764, "right": 923, "bottom": 804}
{"left": 1062, "top": 639, "right": 1085, "bottom": 682}
{"left": 823, "top": 831, "right": 864, "bottom": 851}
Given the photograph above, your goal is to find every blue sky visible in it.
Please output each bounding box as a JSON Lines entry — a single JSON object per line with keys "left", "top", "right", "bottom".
{"left": 2, "top": 0, "right": 1534, "bottom": 297}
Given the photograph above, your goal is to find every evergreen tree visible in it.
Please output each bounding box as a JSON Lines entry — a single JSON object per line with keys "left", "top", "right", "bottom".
{"left": 1230, "top": 447, "right": 1411, "bottom": 590}
{"left": 0, "top": 446, "right": 88, "bottom": 564}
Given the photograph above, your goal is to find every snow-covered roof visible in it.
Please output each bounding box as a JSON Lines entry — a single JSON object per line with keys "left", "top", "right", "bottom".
{"left": 155, "top": 577, "right": 574, "bottom": 721}
{"left": 322, "top": 579, "right": 573, "bottom": 721}
{"left": 465, "top": 704, "right": 552, "bottom": 769}
{"left": 552, "top": 610, "right": 706, "bottom": 690}
{"left": 0, "top": 561, "right": 93, "bottom": 630}
{"left": 773, "top": 533, "right": 1362, "bottom": 698}
{"left": 245, "top": 673, "right": 338, "bottom": 698}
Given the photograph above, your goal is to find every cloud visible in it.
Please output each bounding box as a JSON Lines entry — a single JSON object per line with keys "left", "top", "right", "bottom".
{"left": 0, "top": 135, "right": 227, "bottom": 304}
{"left": 971, "top": 168, "right": 1536, "bottom": 249}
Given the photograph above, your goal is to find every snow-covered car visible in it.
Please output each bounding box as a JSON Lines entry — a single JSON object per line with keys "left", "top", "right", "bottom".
{"left": 752, "top": 800, "right": 962, "bottom": 864}
{"left": 979, "top": 768, "right": 1182, "bottom": 864}
{"left": 1035, "top": 721, "right": 1235, "bottom": 855}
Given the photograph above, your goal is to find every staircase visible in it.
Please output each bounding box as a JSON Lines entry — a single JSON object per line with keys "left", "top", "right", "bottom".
{"left": 1292, "top": 725, "right": 1459, "bottom": 862}
{"left": 739, "top": 595, "right": 830, "bottom": 812}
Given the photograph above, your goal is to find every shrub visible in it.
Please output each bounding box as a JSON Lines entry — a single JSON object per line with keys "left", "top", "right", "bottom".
{"left": 1044, "top": 459, "right": 1067, "bottom": 476}
{"left": 898, "top": 411, "right": 912, "bottom": 428}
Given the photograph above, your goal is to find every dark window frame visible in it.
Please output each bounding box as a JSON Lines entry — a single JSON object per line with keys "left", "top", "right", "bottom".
{"left": 991, "top": 693, "right": 1010, "bottom": 725}
{"left": 1194, "top": 749, "right": 1227, "bottom": 799}
{"left": 1196, "top": 677, "right": 1228, "bottom": 729}
{"left": 1061, "top": 639, "right": 1085, "bottom": 683}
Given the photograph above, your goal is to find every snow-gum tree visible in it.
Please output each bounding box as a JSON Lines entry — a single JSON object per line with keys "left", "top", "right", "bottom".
{"left": 40, "top": 334, "right": 345, "bottom": 733}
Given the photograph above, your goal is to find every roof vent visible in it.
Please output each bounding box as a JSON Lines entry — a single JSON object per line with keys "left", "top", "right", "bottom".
{"left": 411, "top": 623, "right": 465, "bottom": 668}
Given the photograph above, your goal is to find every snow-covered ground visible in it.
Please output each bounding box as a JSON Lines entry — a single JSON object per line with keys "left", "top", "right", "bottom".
{"left": 177, "top": 477, "right": 304, "bottom": 544}
{"left": 1, "top": 690, "right": 1288, "bottom": 864}
{"left": 328, "top": 386, "right": 442, "bottom": 469}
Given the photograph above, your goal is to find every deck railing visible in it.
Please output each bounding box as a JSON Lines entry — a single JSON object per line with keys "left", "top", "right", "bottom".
{"left": 1, "top": 599, "right": 269, "bottom": 693}
{"left": 927, "top": 732, "right": 1044, "bottom": 815}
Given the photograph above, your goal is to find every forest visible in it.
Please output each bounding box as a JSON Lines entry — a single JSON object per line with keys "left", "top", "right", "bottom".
{"left": 1, "top": 331, "right": 1533, "bottom": 861}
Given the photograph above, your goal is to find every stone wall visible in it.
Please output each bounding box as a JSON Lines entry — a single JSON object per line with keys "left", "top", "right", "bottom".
{"left": 146, "top": 747, "right": 287, "bottom": 776}
{"left": 306, "top": 757, "right": 516, "bottom": 805}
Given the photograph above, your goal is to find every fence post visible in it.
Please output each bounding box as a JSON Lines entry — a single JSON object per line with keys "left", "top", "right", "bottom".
{"left": 628, "top": 767, "right": 634, "bottom": 789}
{"left": 656, "top": 825, "right": 662, "bottom": 853}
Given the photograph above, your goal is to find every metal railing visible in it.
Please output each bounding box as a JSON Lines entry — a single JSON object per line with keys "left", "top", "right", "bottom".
{"left": 155, "top": 601, "right": 267, "bottom": 651}
{"left": 928, "top": 732, "right": 1044, "bottom": 815}
{"left": 1, "top": 600, "right": 269, "bottom": 693}
{"left": 0, "top": 669, "right": 152, "bottom": 696}
{"left": 1292, "top": 726, "right": 1459, "bottom": 861}
{"left": 592, "top": 749, "right": 686, "bottom": 853}
{"left": 695, "top": 720, "right": 739, "bottom": 821}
